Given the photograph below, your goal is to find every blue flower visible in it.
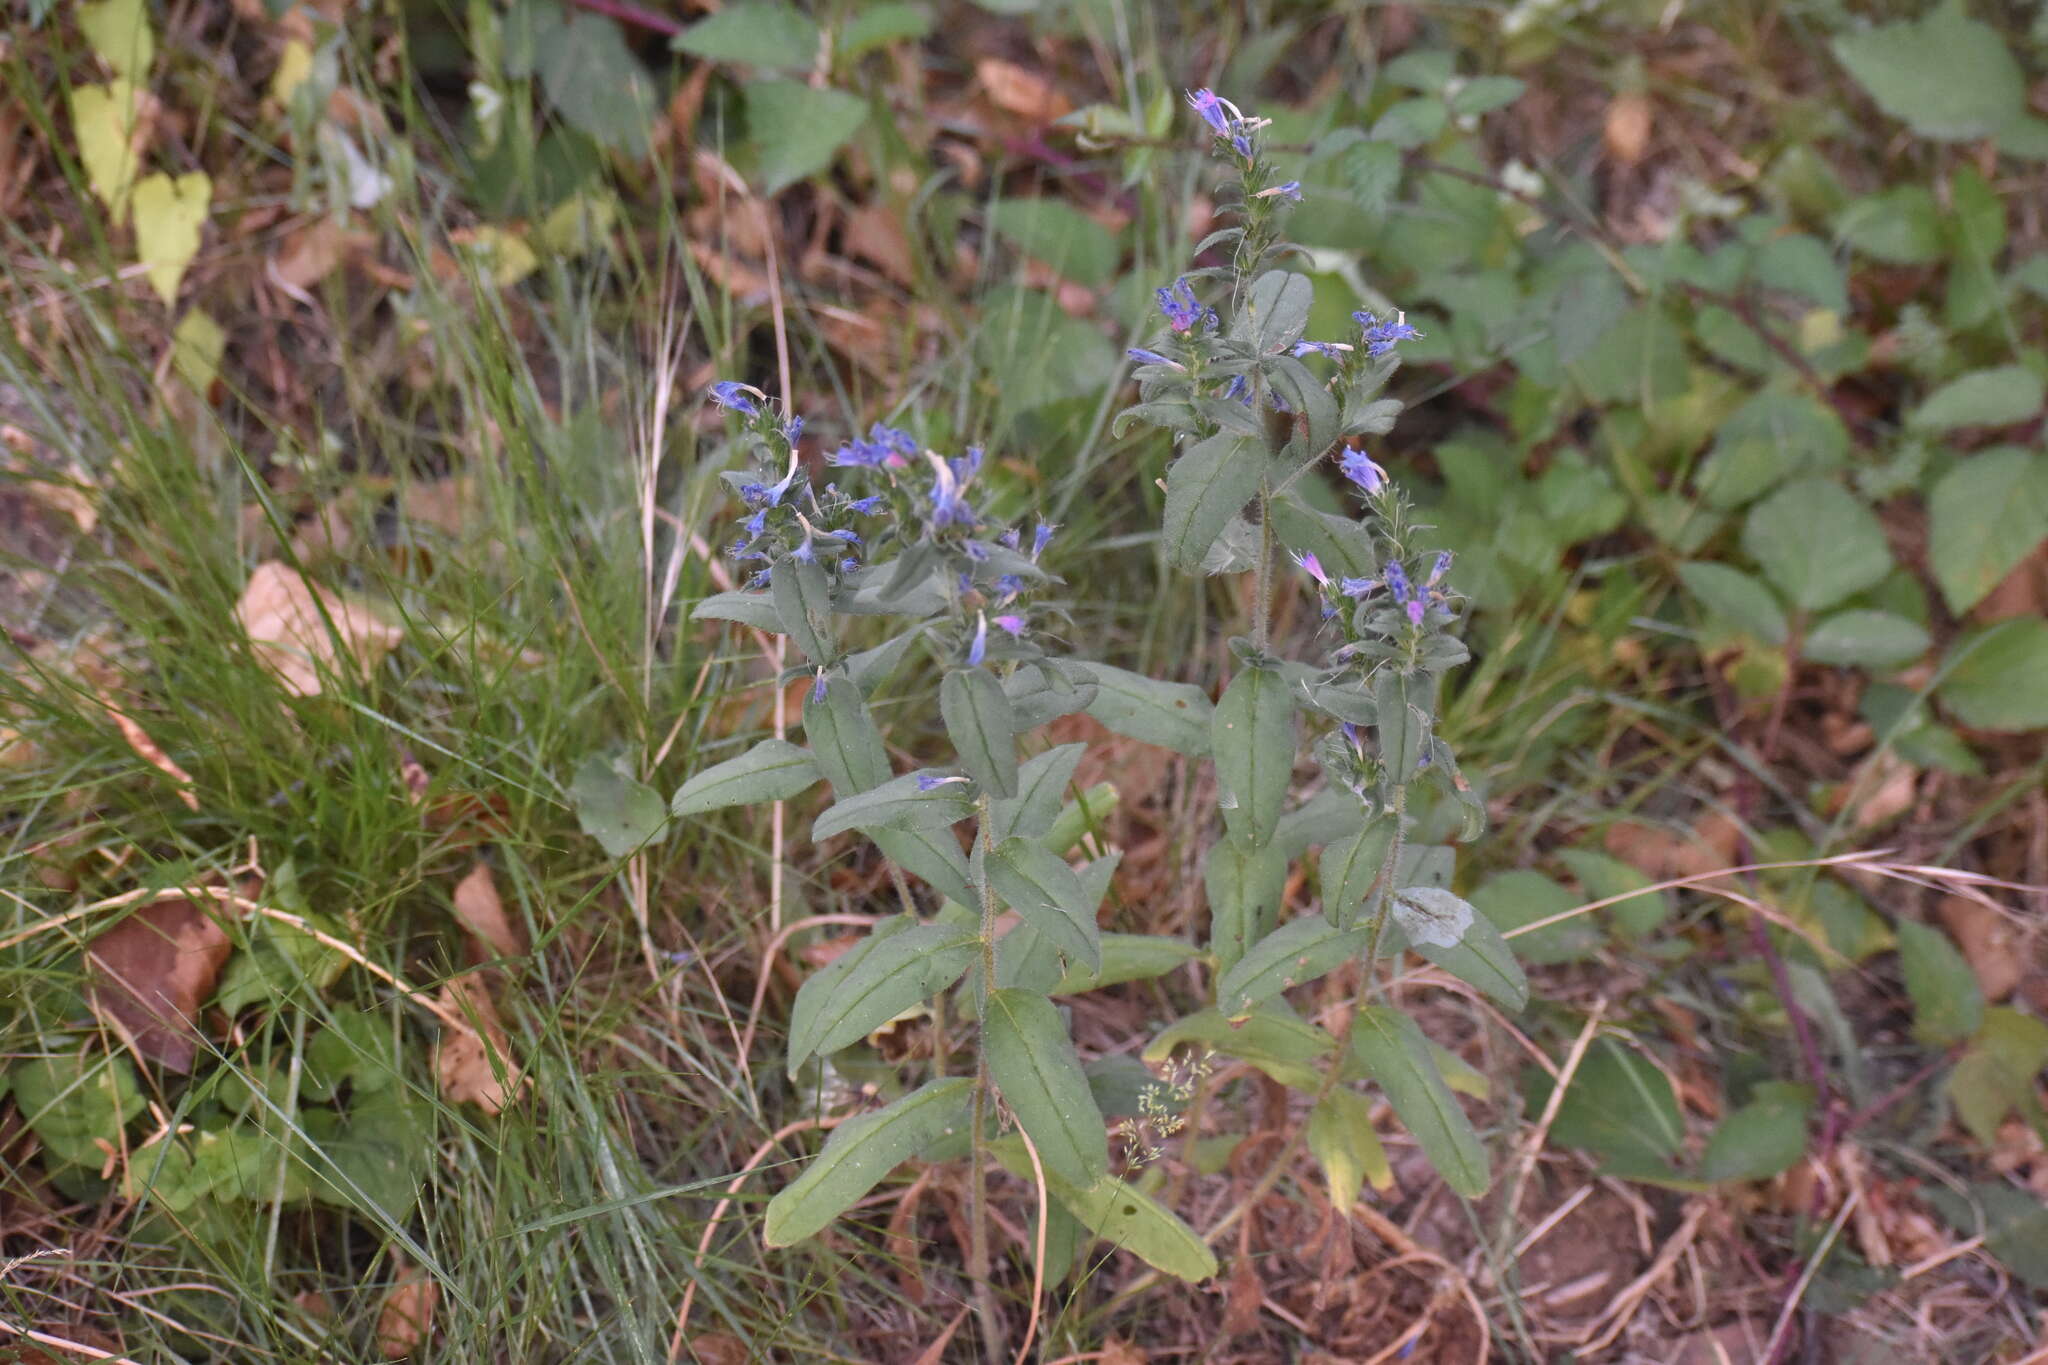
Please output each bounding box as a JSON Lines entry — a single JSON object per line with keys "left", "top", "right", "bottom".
{"left": 1156, "top": 277, "right": 1205, "bottom": 334}
{"left": 1339, "top": 576, "right": 1377, "bottom": 599}
{"left": 1338, "top": 449, "right": 1387, "bottom": 494}
{"left": 1186, "top": 88, "right": 1230, "bottom": 136}
{"left": 828, "top": 440, "right": 888, "bottom": 469}
{"left": 784, "top": 415, "right": 805, "bottom": 443}
{"left": 741, "top": 509, "right": 768, "bottom": 542}
{"left": 871, "top": 423, "right": 918, "bottom": 457}
{"left": 1232, "top": 131, "right": 1254, "bottom": 158}
{"left": 1384, "top": 560, "right": 1411, "bottom": 604}
{"left": 1291, "top": 549, "right": 1329, "bottom": 586}
{"left": 810, "top": 670, "right": 828, "bottom": 703}
{"left": 926, "top": 452, "right": 978, "bottom": 528}
{"left": 963, "top": 540, "right": 990, "bottom": 562}
{"left": 710, "top": 380, "right": 759, "bottom": 415}
{"left": 1127, "top": 347, "right": 1182, "bottom": 370}
{"left": 1222, "top": 374, "right": 1251, "bottom": 407}
{"left": 847, "top": 495, "right": 884, "bottom": 516}
{"left": 1357, "top": 310, "right": 1423, "bottom": 358}
{"left": 1000, "top": 527, "right": 1022, "bottom": 550}
{"left": 1291, "top": 340, "right": 1352, "bottom": 359}
{"left": 1030, "top": 522, "right": 1057, "bottom": 560}
{"left": 1428, "top": 551, "right": 1453, "bottom": 586}
{"left": 995, "top": 573, "right": 1025, "bottom": 601}
{"left": 916, "top": 773, "right": 970, "bottom": 791}
{"left": 1256, "top": 180, "right": 1303, "bottom": 202}
{"left": 966, "top": 613, "right": 989, "bottom": 668}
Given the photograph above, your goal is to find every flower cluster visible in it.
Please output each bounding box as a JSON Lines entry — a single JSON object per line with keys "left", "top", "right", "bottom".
{"left": 713, "top": 383, "right": 880, "bottom": 592}
{"left": 1354, "top": 309, "right": 1423, "bottom": 358}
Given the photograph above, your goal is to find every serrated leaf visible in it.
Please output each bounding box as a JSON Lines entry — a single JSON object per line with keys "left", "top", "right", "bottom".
{"left": 671, "top": 738, "right": 819, "bottom": 816}
{"left": 1318, "top": 815, "right": 1394, "bottom": 928}
{"left": 1678, "top": 562, "right": 1788, "bottom": 645}
{"left": 764, "top": 1077, "right": 974, "bottom": 1246}
{"left": 746, "top": 79, "right": 869, "bottom": 195}
{"left": 788, "top": 922, "right": 976, "bottom": 1067}
{"left": 1349, "top": 1007, "right": 1490, "bottom": 1197}
{"left": 1213, "top": 664, "right": 1294, "bottom": 848}
{"left": 569, "top": 755, "right": 667, "bottom": 858}
{"left": 1700, "top": 1082, "right": 1811, "bottom": 1183}
{"left": 1062, "top": 661, "right": 1212, "bottom": 757}
{"left": 1217, "top": 915, "right": 1369, "bottom": 1020}
{"left": 772, "top": 557, "right": 836, "bottom": 663}
{"left": 1741, "top": 477, "right": 1892, "bottom": 614}
{"left": 536, "top": 4, "right": 656, "bottom": 155}
{"left": 1204, "top": 838, "right": 1288, "bottom": 971}
{"left": 671, "top": 0, "right": 818, "bottom": 68}
{"left": 813, "top": 770, "right": 974, "bottom": 841}
{"left": 941, "top": 668, "right": 1018, "bottom": 798}
{"left": 692, "top": 589, "right": 785, "bottom": 631}
{"left": 988, "top": 837, "right": 1101, "bottom": 972}
{"left": 1307, "top": 1087, "right": 1392, "bottom": 1210}
{"left": 1927, "top": 447, "right": 2048, "bottom": 614}
{"left": 985, "top": 989, "right": 1108, "bottom": 1186}
{"left": 1803, "top": 610, "right": 1930, "bottom": 668}
{"left": 1897, "top": 919, "right": 1984, "bottom": 1047}
{"left": 1940, "top": 619, "right": 2048, "bottom": 732}
{"left": 803, "top": 676, "right": 892, "bottom": 796}
{"left": 1162, "top": 432, "right": 1264, "bottom": 573}
{"left": 988, "top": 743, "right": 1085, "bottom": 843}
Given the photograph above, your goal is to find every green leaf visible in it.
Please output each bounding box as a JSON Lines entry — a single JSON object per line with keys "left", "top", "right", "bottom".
{"left": 787, "top": 922, "right": 977, "bottom": 1067}
{"left": 1213, "top": 664, "right": 1294, "bottom": 848}
{"left": 1146, "top": 1004, "right": 1332, "bottom": 1091}
{"left": 213, "top": 909, "right": 349, "bottom": 1016}
{"left": 1474, "top": 869, "right": 1597, "bottom": 966}
{"left": 671, "top": 0, "right": 818, "bottom": 68}
{"left": 1063, "top": 661, "right": 1213, "bottom": 757}
{"left": 1448, "top": 75, "right": 1524, "bottom": 117}
{"left": 1008, "top": 1156, "right": 1218, "bottom": 1282}
{"left": 1741, "top": 477, "right": 1891, "bottom": 613}
{"left": 988, "top": 743, "right": 1085, "bottom": 844}
{"left": 837, "top": 2, "right": 932, "bottom": 58}
{"left": 1238, "top": 270, "right": 1314, "bottom": 353}
{"left": 988, "top": 837, "right": 1102, "bottom": 972}
{"left": 1897, "top": 919, "right": 1984, "bottom": 1047}
{"left": 786, "top": 916, "right": 909, "bottom": 1076}
{"left": 1803, "top": 610, "right": 1930, "bottom": 668}
{"left": 691, "top": 589, "right": 784, "bottom": 631}
{"left": 1271, "top": 490, "right": 1379, "bottom": 580}
{"left": 13, "top": 1049, "right": 145, "bottom": 1168}
{"left": 1549, "top": 265, "right": 1629, "bottom": 367}
{"left": 671, "top": 739, "right": 818, "bottom": 816}
{"left": 1923, "top": 1183, "right": 2048, "bottom": 1292}
{"left": 1555, "top": 848, "right": 1669, "bottom": 937}
{"left": 804, "top": 676, "right": 892, "bottom": 795}
{"left": 536, "top": 5, "right": 656, "bottom": 156}
{"left": 1217, "top": 915, "right": 1369, "bottom": 1020}
{"left": 1927, "top": 447, "right": 2048, "bottom": 614}
{"left": 70, "top": 80, "right": 144, "bottom": 218}
{"left": 78, "top": 0, "right": 153, "bottom": 80}
{"left": 745, "top": 79, "right": 869, "bottom": 195}
{"left": 1043, "top": 782, "right": 1118, "bottom": 856}
{"left": 1834, "top": 186, "right": 1944, "bottom": 265}
{"left": 1398, "top": 890, "right": 1528, "bottom": 1012}
{"left": 940, "top": 669, "right": 1018, "bottom": 798}
{"left": 1373, "top": 669, "right": 1428, "bottom": 780}
{"left": 1751, "top": 233, "right": 1845, "bottom": 314}
{"left": 1204, "top": 839, "right": 1288, "bottom": 972}
{"left": 1912, "top": 366, "right": 2046, "bottom": 432}
{"left": 1832, "top": 6, "right": 2027, "bottom": 142}
{"left": 1531, "top": 1036, "right": 1684, "bottom": 1176}
{"left": 868, "top": 827, "right": 975, "bottom": 908}
{"left": 1947, "top": 1008, "right": 2048, "bottom": 1144}
{"left": 985, "top": 990, "right": 1109, "bottom": 1186}
{"left": 771, "top": 556, "right": 836, "bottom": 663}
{"left": 1349, "top": 1007, "right": 1490, "bottom": 1198}
{"left": 1307, "top": 1087, "right": 1392, "bottom": 1210}
{"left": 308, "top": 1087, "right": 431, "bottom": 1215}
{"left": 1050, "top": 933, "right": 1200, "bottom": 995}
{"left": 1003, "top": 659, "right": 1096, "bottom": 728}
{"left": 1940, "top": 619, "right": 2048, "bottom": 732}
{"left": 1318, "top": 814, "right": 1395, "bottom": 928}
{"left": 984, "top": 197, "right": 1120, "bottom": 287}
{"left": 1700, "top": 1082, "right": 1812, "bottom": 1183}
{"left": 764, "top": 1077, "right": 974, "bottom": 1246}
{"left": 1678, "top": 562, "right": 1788, "bottom": 645}
{"left": 569, "top": 754, "right": 667, "bottom": 858}
{"left": 130, "top": 170, "right": 210, "bottom": 307}
{"left": 812, "top": 770, "right": 974, "bottom": 840}
{"left": 1163, "top": 433, "right": 1264, "bottom": 573}
{"left": 974, "top": 286, "right": 1116, "bottom": 410}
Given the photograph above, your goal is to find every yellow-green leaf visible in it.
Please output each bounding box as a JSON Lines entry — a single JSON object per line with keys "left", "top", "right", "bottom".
{"left": 1307, "top": 1087, "right": 1392, "bottom": 1209}
{"left": 78, "top": 0, "right": 154, "bottom": 81}
{"left": 170, "top": 309, "right": 226, "bottom": 394}
{"left": 70, "top": 80, "right": 144, "bottom": 219}
{"left": 131, "top": 171, "right": 211, "bottom": 307}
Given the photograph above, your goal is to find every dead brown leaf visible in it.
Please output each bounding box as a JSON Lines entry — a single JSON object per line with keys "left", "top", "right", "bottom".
{"left": 1604, "top": 811, "right": 1743, "bottom": 882}
{"left": 976, "top": 57, "right": 1072, "bottom": 123}
{"left": 908, "top": 1308, "right": 970, "bottom": 1365}
{"left": 1831, "top": 748, "right": 1919, "bottom": 832}
{"left": 434, "top": 971, "right": 521, "bottom": 1114}
{"left": 680, "top": 1334, "right": 748, "bottom": 1365}
{"left": 376, "top": 1261, "right": 438, "bottom": 1359}
{"left": 97, "top": 692, "right": 199, "bottom": 810}
{"left": 1935, "top": 895, "right": 2023, "bottom": 1002}
{"left": 87, "top": 897, "right": 231, "bottom": 1073}
{"left": 451, "top": 860, "right": 525, "bottom": 960}
{"left": 272, "top": 216, "right": 368, "bottom": 295}
{"left": 1973, "top": 539, "right": 2048, "bottom": 624}
{"left": 842, "top": 202, "right": 916, "bottom": 287}
{"left": 1097, "top": 1337, "right": 1146, "bottom": 1365}
{"left": 399, "top": 475, "right": 473, "bottom": 538}
{"left": 1604, "top": 92, "right": 1652, "bottom": 166}
{"left": 235, "top": 560, "right": 401, "bottom": 697}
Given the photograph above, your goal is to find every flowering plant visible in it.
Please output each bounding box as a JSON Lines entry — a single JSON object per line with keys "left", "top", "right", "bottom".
{"left": 676, "top": 83, "right": 1513, "bottom": 1355}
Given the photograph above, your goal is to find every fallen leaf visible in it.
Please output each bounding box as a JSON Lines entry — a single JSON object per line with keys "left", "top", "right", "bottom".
{"left": 376, "top": 1261, "right": 438, "bottom": 1359}
{"left": 1936, "top": 896, "right": 2023, "bottom": 1002}
{"left": 842, "top": 202, "right": 916, "bottom": 286}
{"left": 235, "top": 561, "right": 401, "bottom": 697}
{"left": 398, "top": 475, "right": 473, "bottom": 537}
{"left": 78, "top": 0, "right": 154, "bottom": 81}
{"left": 908, "top": 1308, "right": 970, "bottom": 1365}
{"left": 272, "top": 215, "right": 367, "bottom": 294}
{"left": 1831, "top": 748, "right": 1919, "bottom": 832}
{"left": 1604, "top": 92, "right": 1651, "bottom": 165}
{"left": 1604, "top": 811, "right": 1743, "bottom": 882}
{"left": 169, "top": 309, "right": 227, "bottom": 396}
{"left": 451, "top": 860, "right": 525, "bottom": 960}
{"left": 1097, "top": 1338, "right": 1146, "bottom": 1365}
{"left": 87, "top": 897, "right": 231, "bottom": 1072}
{"left": 131, "top": 171, "right": 212, "bottom": 307}
{"left": 435, "top": 971, "right": 521, "bottom": 1114}
{"left": 1973, "top": 540, "right": 2048, "bottom": 624}
{"left": 69, "top": 79, "right": 148, "bottom": 218}
{"left": 98, "top": 692, "right": 200, "bottom": 810}
{"left": 976, "top": 57, "right": 1071, "bottom": 123}
{"left": 681, "top": 1334, "right": 748, "bottom": 1365}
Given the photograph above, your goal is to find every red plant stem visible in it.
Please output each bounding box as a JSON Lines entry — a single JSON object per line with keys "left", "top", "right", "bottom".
{"left": 566, "top": 0, "right": 683, "bottom": 37}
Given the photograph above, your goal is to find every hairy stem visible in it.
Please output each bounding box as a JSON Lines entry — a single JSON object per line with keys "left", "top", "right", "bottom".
{"left": 1252, "top": 481, "right": 1274, "bottom": 652}
{"left": 966, "top": 799, "right": 1005, "bottom": 1360}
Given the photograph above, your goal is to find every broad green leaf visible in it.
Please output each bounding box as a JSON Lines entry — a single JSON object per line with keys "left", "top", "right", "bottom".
{"left": 788, "top": 922, "right": 976, "bottom": 1067}
{"left": 1204, "top": 838, "right": 1288, "bottom": 971}
{"left": 1271, "top": 490, "right": 1379, "bottom": 580}
{"left": 1803, "top": 610, "right": 1930, "bottom": 668}
{"left": 536, "top": 4, "right": 656, "bottom": 155}
{"left": 1740, "top": 477, "right": 1891, "bottom": 613}
{"left": 1009, "top": 1155, "right": 1218, "bottom": 1282}
{"left": 988, "top": 743, "right": 1085, "bottom": 843}
{"left": 1349, "top": 1007, "right": 1490, "bottom": 1197}
{"left": 214, "top": 909, "right": 349, "bottom": 1016}
{"left": 1217, "top": 915, "right": 1369, "bottom": 1020}
{"left": 1374, "top": 669, "right": 1428, "bottom": 780}
{"left": 1940, "top": 619, "right": 2048, "bottom": 732}
{"left": 1318, "top": 814, "right": 1394, "bottom": 929}
{"left": 772, "top": 557, "right": 836, "bottom": 663}
{"left": 1399, "top": 890, "right": 1528, "bottom": 1012}
{"left": 569, "top": 754, "right": 667, "bottom": 858}
{"left": 804, "top": 676, "right": 892, "bottom": 795}
{"left": 1750, "top": 233, "right": 1845, "bottom": 314}
{"left": 691, "top": 589, "right": 784, "bottom": 631}
{"left": 975, "top": 285, "right": 1116, "bottom": 409}
{"left": 1923, "top": 1183, "right": 2048, "bottom": 1292}
{"left": 1146, "top": 1004, "right": 1333, "bottom": 1090}
{"left": 307, "top": 1087, "right": 431, "bottom": 1215}
{"left": 786, "top": 916, "right": 911, "bottom": 1076}
{"left": 1276, "top": 785, "right": 1370, "bottom": 859}
{"left": 764, "top": 1077, "right": 974, "bottom": 1246}
{"left": 1449, "top": 75, "right": 1525, "bottom": 117}
{"left": 1832, "top": 7, "right": 2027, "bottom": 142}
{"left": 1555, "top": 848, "right": 1669, "bottom": 937}
{"left": 1677, "top": 562, "right": 1787, "bottom": 645}
{"left": 985, "top": 989, "right": 1108, "bottom": 1186}
{"left": 746, "top": 79, "right": 869, "bottom": 195}
{"left": 1050, "top": 933, "right": 1200, "bottom": 995}
{"left": 1389, "top": 886, "right": 1473, "bottom": 949}
{"left": 1307, "top": 1087, "right": 1393, "bottom": 1210}
{"left": 940, "top": 668, "right": 1018, "bottom": 798}
{"left": 78, "top": 0, "right": 153, "bottom": 80}
{"left": 69, "top": 80, "right": 144, "bottom": 218}
{"left": 1213, "top": 664, "right": 1294, "bottom": 848}
{"left": 848, "top": 630, "right": 919, "bottom": 697}
{"left": 125, "top": 1123, "right": 280, "bottom": 1211}
{"left": 671, "top": 0, "right": 818, "bottom": 68}
{"left": 13, "top": 1049, "right": 145, "bottom": 1168}
{"left": 1897, "top": 919, "right": 1984, "bottom": 1047}
{"left": 1238, "top": 270, "right": 1314, "bottom": 353}
{"left": 1911, "top": 366, "right": 2046, "bottom": 432}
{"left": 812, "top": 770, "right": 973, "bottom": 840}
{"left": 671, "top": 739, "right": 818, "bottom": 816}
{"left": 1699, "top": 1082, "right": 1811, "bottom": 1183}
{"left": 989, "top": 837, "right": 1102, "bottom": 972}
{"left": 1834, "top": 185, "right": 1944, "bottom": 263}
{"left": 838, "top": 2, "right": 932, "bottom": 58}
{"left": 1528, "top": 1037, "right": 1683, "bottom": 1176}
{"left": 1549, "top": 264, "right": 1628, "bottom": 366}
{"left": 1474, "top": 869, "right": 1597, "bottom": 966}
{"left": 869, "top": 827, "right": 974, "bottom": 908}
{"left": 985, "top": 196, "right": 1120, "bottom": 287}
{"left": 1927, "top": 448, "right": 2048, "bottom": 614}
{"left": 1003, "top": 660, "right": 1096, "bottom": 729}
{"left": 1947, "top": 1008, "right": 2048, "bottom": 1144}
{"left": 1162, "top": 432, "right": 1264, "bottom": 573}
{"left": 1064, "top": 661, "right": 1213, "bottom": 757}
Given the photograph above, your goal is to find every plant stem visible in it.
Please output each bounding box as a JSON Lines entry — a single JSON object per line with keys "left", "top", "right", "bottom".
{"left": 966, "top": 798, "right": 1005, "bottom": 1361}
{"left": 1252, "top": 481, "right": 1274, "bottom": 652}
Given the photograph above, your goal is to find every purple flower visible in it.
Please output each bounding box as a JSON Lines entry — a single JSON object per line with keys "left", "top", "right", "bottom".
{"left": 1406, "top": 599, "right": 1426, "bottom": 626}
{"left": 916, "top": 773, "right": 969, "bottom": 791}
{"left": 966, "top": 613, "right": 989, "bottom": 667}
{"left": 994, "top": 573, "right": 1025, "bottom": 600}
{"left": 1127, "top": 347, "right": 1181, "bottom": 369}
{"left": 926, "top": 452, "right": 978, "bottom": 529}
{"left": 1232, "top": 131, "right": 1254, "bottom": 158}
{"left": 790, "top": 535, "right": 817, "bottom": 565}
{"left": 1384, "top": 560, "right": 1411, "bottom": 604}
{"left": 993, "top": 614, "right": 1026, "bottom": 636}
{"left": 1428, "top": 551, "right": 1453, "bottom": 586}
{"left": 1291, "top": 340, "right": 1352, "bottom": 359}
{"left": 1000, "top": 527, "right": 1021, "bottom": 550}
{"left": 1031, "top": 522, "right": 1057, "bottom": 560}
{"left": 784, "top": 415, "right": 805, "bottom": 443}
{"left": 1256, "top": 181, "right": 1303, "bottom": 202}
{"left": 847, "top": 495, "right": 884, "bottom": 515}
{"left": 1338, "top": 449, "right": 1387, "bottom": 493}
{"left": 1222, "top": 374, "right": 1251, "bottom": 406}
{"left": 1291, "top": 549, "right": 1329, "bottom": 586}
{"left": 710, "top": 380, "right": 758, "bottom": 415}
{"left": 740, "top": 509, "right": 768, "bottom": 542}
{"left": 828, "top": 440, "right": 887, "bottom": 469}
{"left": 1339, "top": 576, "right": 1377, "bottom": 599}
{"left": 871, "top": 423, "right": 918, "bottom": 456}
{"left": 810, "top": 670, "right": 828, "bottom": 703}
{"left": 1415, "top": 746, "right": 1432, "bottom": 770}
{"left": 963, "top": 540, "right": 990, "bottom": 562}
{"left": 1186, "top": 88, "right": 1230, "bottom": 136}
{"left": 1156, "top": 277, "right": 1205, "bottom": 334}
{"left": 1358, "top": 310, "right": 1423, "bottom": 358}
{"left": 1340, "top": 721, "right": 1363, "bottom": 753}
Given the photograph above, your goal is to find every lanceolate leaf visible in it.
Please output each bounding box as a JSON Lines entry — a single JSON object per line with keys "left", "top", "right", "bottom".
{"left": 984, "top": 989, "right": 1109, "bottom": 1186}
{"left": 812, "top": 771, "right": 974, "bottom": 841}
{"left": 940, "top": 668, "right": 1019, "bottom": 799}
{"left": 786, "top": 922, "right": 977, "bottom": 1068}
{"left": 671, "top": 739, "right": 819, "bottom": 816}
{"left": 1162, "top": 432, "right": 1264, "bottom": 572}
{"left": 691, "top": 589, "right": 785, "bottom": 632}
{"left": 1217, "top": 916, "right": 1369, "bottom": 1020}
{"left": 1307, "top": 1086, "right": 1393, "bottom": 1210}
{"left": 1146, "top": 1005, "right": 1333, "bottom": 1090}
{"left": 1060, "top": 661, "right": 1213, "bottom": 757}
{"left": 1349, "top": 1007, "right": 1490, "bottom": 1197}
{"left": 988, "top": 838, "right": 1102, "bottom": 972}
{"left": 1051, "top": 933, "right": 1201, "bottom": 995}
{"left": 990, "top": 1146, "right": 1218, "bottom": 1282}
{"left": 763, "top": 1077, "right": 974, "bottom": 1246}
{"left": 804, "top": 676, "right": 891, "bottom": 796}
{"left": 1240, "top": 270, "right": 1314, "bottom": 353}
{"left": 1389, "top": 886, "right": 1473, "bottom": 948}
{"left": 1319, "top": 815, "right": 1395, "bottom": 928}
{"left": 1205, "top": 839, "right": 1289, "bottom": 972}
{"left": 988, "top": 743, "right": 1086, "bottom": 843}
{"left": 1373, "top": 669, "right": 1428, "bottom": 780}
{"left": 772, "top": 557, "right": 836, "bottom": 663}
{"left": 785, "top": 916, "right": 911, "bottom": 1078}
{"left": 1213, "top": 664, "right": 1294, "bottom": 848}
{"left": 869, "top": 827, "right": 975, "bottom": 908}
{"left": 1397, "top": 891, "right": 1529, "bottom": 1012}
